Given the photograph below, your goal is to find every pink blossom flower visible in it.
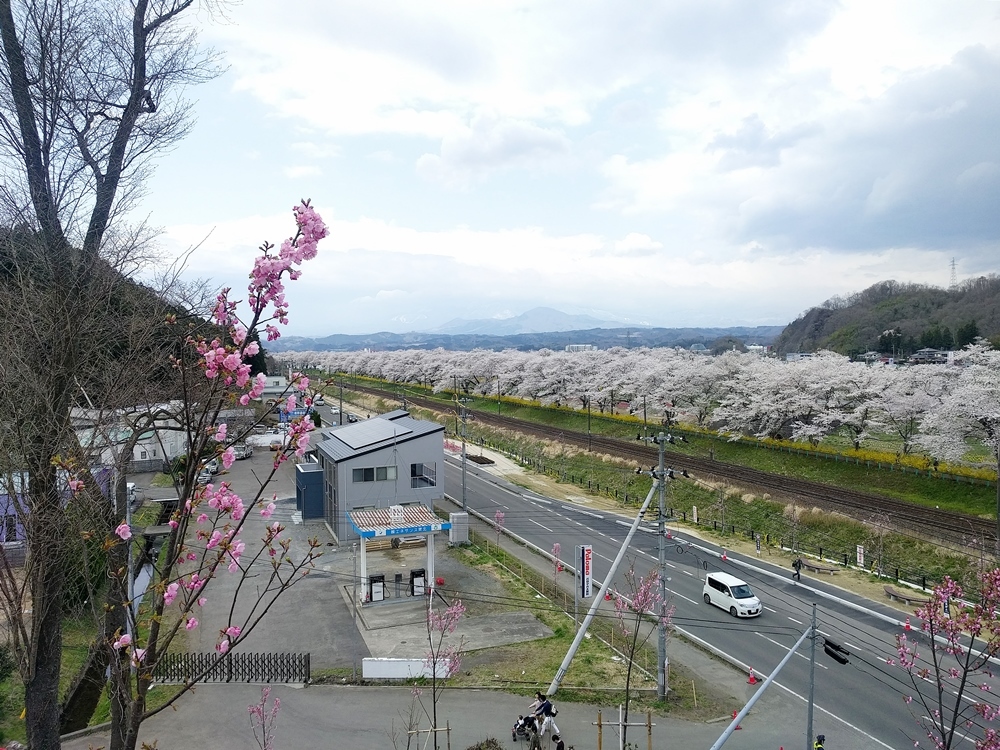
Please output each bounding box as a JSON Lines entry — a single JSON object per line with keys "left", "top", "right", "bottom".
{"left": 132, "top": 648, "right": 146, "bottom": 666}
{"left": 115, "top": 522, "right": 132, "bottom": 540}
{"left": 260, "top": 502, "right": 276, "bottom": 519}
{"left": 186, "top": 617, "right": 199, "bottom": 631}
{"left": 68, "top": 477, "right": 84, "bottom": 493}
{"left": 222, "top": 446, "right": 236, "bottom": 469}
{"left": 113, "top": 633, "right": 132, "bottom": 650}
{"left": 216, "top": 638, "right": 230, "bottom": 654}
{"left": 163, "top": 582, "right": 180, "bottom": 606}
{"left": 214, "top": 423, "right": 228, "bottom": 442}
{"left": 198, "top": 597, "right": 207, "bottom": 607}
{"left": 225, "top": 625, "right": 242, "bottom": 639}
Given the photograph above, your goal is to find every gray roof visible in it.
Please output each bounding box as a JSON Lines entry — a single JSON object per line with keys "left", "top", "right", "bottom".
{"left": 316, "top": 413, "right": 443, "bottom": 462}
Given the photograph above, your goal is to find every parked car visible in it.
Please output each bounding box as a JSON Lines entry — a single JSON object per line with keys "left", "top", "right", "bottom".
{"left": 269, "top": 441, "right": 282, "bottom": 452}
{"left": 313, "top": 394, "right": 324, "bottom": 405}
{"left": 204, "top": 458, "right": 219, "bottom": 474}
{"left": 233, "top": 443, "right": 253, "bottom": 460}
{"left": 347, "top": 413, "right": 359, "bottom": 423}
{"left": 196, "top": 469, "right": 212, "bottom": 486}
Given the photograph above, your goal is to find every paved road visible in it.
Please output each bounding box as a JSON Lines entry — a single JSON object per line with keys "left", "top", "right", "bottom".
{"left": 63, "top": 683, "right": 807, "bottom": 750}
{"left": 443, "top": 455, "right": 968, "bottom": 750}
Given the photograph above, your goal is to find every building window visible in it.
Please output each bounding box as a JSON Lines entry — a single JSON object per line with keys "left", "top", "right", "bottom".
{"left": 3, "top": 515, "right": 15, "bottom": 542}
{"left": 352, "top": 466, "right": 397, "bottom": 483}
{"left": 140, "top": 450, "right": 148, "bottom": 459}
{"left": 410, "top": 462, "right": 436, "bottom": 488}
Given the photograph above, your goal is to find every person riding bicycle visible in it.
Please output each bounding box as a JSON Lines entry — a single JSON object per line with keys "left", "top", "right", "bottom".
{"left": 814, "top": 734, "right": 826, "bottom": 749}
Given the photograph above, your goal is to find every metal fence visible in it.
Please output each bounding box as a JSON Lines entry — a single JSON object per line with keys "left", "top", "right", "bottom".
{"left": 153, "top": 652, "right": 310, "bottom": 684}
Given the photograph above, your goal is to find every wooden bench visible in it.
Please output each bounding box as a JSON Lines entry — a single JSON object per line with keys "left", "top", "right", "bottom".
{"left": 800, "top": 560, "right": 839, "bottom": 574}
{"left": 883, "top": 585, "right": 930, "bottom": 607}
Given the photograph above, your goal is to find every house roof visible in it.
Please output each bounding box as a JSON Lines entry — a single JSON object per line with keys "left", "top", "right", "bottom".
{"left": 316, "top": 413, "right": 443, "bottom": 462}
{"left": 349, "top": 504, "right": 451, "bottom": 538}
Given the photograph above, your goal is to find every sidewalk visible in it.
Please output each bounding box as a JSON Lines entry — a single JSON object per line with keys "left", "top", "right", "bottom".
{"left": 63, "top": 683, "right": 810, "bottom": 750}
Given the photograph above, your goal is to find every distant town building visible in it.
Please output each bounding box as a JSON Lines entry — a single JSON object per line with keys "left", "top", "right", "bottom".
{"left": 785, "top": 352, "right": 816, "bottom": 362}
{"left": 908, "top": 348, "right": 949, "bottom": 365}
{"left": 746, "top": 344, "right": 769, "bottom": 356}
{"left": 689, "top": 343, "right": 709, "bottom": 354}
{"left": 565, "top": 344, "right": 597, "bottom": 352}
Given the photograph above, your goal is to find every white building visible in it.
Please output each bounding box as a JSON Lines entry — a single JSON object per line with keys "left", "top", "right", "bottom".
{"left": 313, "top": 410, "right": 445, "bottom": 542}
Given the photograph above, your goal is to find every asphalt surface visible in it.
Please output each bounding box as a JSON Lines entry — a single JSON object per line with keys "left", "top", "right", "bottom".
{"left": 61, "top": 448, "right": 889, "bottom": 750}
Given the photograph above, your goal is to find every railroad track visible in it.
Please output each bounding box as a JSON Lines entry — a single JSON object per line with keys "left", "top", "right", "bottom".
{"left": 351, "top": 384, "right": 997, "bottom": 548}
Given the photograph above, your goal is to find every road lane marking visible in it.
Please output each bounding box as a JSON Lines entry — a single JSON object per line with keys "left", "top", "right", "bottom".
{"left": 562, "top": 505, "right": 603, "bottom": 519}
{"left": 757, "top": 633, "right": 827, "bottom": 669}
{"left": 787, "top": 617, "right": 803, "bottom": 624}
{"left": 668, "top": 589, "right": 699, "bottom": 606}
{"left": 523, "top": 495, "right": 551, "bottom": 505}
{"left": 529, "top": 519, "right": 554, "bottom": 533}
{"left": 769, "top": 681, "right": 894, "bottom": 748}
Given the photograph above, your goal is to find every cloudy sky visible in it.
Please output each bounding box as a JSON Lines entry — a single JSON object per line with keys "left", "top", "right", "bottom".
{"left": 143, "top": 0, "right": 1000, "bottom": 336}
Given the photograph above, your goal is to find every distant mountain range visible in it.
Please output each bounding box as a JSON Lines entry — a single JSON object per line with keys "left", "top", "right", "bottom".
{"left": 428, "top": 307, "right": 626, "bottom": 335}
{"left": 269, "top": 307, "right": 785, "bottom": 352}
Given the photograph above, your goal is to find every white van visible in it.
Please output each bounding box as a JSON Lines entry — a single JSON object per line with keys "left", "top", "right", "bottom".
{"left": 703, "top": 572, "right": 761, "bottom": 618}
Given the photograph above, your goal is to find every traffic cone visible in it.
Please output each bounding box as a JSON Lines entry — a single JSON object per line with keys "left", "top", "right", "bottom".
{"left": 747, "top": 667, "right": 757, "bottom": 685}
{"left": 721, "top": 549, "right": 728, "bottom": 561}
{"left": 604, "top": 591, "right": 612, "bottom": 601}
{"left": 904, "top": 617, "right": 912, "bottom": 631}
{"left": 732, "top": 710, "right": 742, "bottom": 730}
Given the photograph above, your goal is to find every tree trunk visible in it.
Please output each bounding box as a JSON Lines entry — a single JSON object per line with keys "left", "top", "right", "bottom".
{"left": 24, "top": 456, "right": 68, "bottom": 750}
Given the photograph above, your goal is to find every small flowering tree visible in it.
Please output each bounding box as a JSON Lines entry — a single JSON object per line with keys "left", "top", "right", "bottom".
{"left": 92, "top": 201, "right": 328, "bottom": 750}
{"left": 418, "top": 599, "right": 466, "bottom": 750}
{"left": 613, "top": 561, "right": 674, "bottom": 748}
{"left": 891, "top": 572, "right": 1000, "bottom": 750}
{"left": 248, "top": 686, "right": 281, "bottom": 750}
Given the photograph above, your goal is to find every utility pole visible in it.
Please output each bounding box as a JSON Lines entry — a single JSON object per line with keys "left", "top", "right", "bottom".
{"left": 454, "top": 376, "right": 468, "bottom": 511}
{"left": 497, "top": 375, "right": 501, "bottom": 415}
{"left": 587, "top": 397, "right": 592, "bottom": 451}
{"left": 339, "top": 379, "right": 344, "bottom": 426}
{"left": 806, "top": 603, "right": 817, "bottom": 750}
{"left": 637, "top": 431, "right": 673, "bottom": 699}
{"left": 656, "top": 432, "right": 668, "bottom": 699}
{"left": 460, "top": 403, "right": 468, "bottom": 511}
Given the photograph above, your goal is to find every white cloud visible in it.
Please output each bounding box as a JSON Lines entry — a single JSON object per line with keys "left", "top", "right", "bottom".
{"left": 283, "top": 165, "right": 322, "bottom": 179}
{"left": 416, "top": 110, "right": 571, "bottom": 185}
{"left": 135, "top": 0, "right": 1000, "bottom": 337}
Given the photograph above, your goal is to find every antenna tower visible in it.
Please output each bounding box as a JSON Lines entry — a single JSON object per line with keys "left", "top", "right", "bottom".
{"left": 949, "top": 257, "right": 957, "bottom": 290}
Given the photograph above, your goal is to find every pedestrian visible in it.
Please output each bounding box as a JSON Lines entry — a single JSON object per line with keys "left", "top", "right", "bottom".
{"left": 814, "top": 734, "right": 825, "bottom": 749}
{"left": 527, "top": 722, "right": 542, "bottom": 750}
{"left": 792, "top": 557, "right": 803, "bottom": 581}
{"left": 552, "top": 733, "right": 565, "bottom": 750}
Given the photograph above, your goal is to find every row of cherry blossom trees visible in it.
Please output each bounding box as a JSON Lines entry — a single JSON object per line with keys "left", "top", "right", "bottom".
{"left": 282, "top": 344, "right": 1000, "bottom": 538}
{"left": 282, "top": 345, "right": 993, "bottom": 459}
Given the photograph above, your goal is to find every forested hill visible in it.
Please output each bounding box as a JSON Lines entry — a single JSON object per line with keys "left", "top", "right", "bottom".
{"left": 773, "top": 276, "right": 1000, "bottom": 356}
